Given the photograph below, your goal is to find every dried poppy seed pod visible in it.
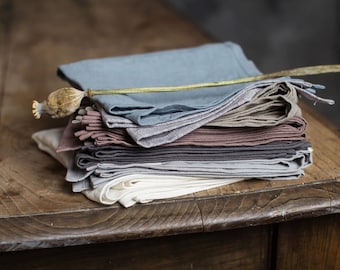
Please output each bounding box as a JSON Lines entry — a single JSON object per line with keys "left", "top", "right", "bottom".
{"left": 32, "top": 87, "right": 86, "bottom": 119}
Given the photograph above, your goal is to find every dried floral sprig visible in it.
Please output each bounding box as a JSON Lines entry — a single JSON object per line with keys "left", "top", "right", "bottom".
{"left": 32, "top": 87, "right": 86, "bottom": 119}
{"left": 32, "top": 64, "right": 340, "bottom": 119}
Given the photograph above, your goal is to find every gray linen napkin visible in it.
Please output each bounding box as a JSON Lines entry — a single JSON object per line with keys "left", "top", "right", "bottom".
{"left": 75, "top": 141, "right": 310, "bottom": 168}
{"left": 58, "top": 42, "right": 261, "bottom": 125}
{"left": 64, "top": 140, "right": 312, "bottom": 187}
{"left": 66, "top": 148, "right": 312, "bottom": 188}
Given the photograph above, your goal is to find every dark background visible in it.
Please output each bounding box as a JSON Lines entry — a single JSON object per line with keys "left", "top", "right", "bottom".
{"left": 167, "top": 0, "right": 340, "bottom": 127}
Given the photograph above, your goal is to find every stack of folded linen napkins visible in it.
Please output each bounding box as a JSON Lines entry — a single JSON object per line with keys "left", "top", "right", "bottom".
{"left": 32, "top": 42, "right": 334, "bottom": 207}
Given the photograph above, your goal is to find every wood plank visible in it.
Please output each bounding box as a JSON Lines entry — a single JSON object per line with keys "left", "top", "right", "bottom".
{"left": 0, "top": 0, "right": 208, "bottom": 215}
{"left": 0, "top": 0, "right": 339, "bottom": 252}
{"left": 0, "top": 225, "right": 272, "bottom": 270}
{"left": 197, "top": 180, "right": 340, "bottom": 231}
{"left": 0, "top": 198, "right": 203, "bottom": 251}
{"left": 0, "top": 0, "right": 207, "bottom": 251}
{"left": 0, "top": 0, "right": 12, "bottom": 123}
{"left": 275, "top": 214, "right": 340, "bottom": 269}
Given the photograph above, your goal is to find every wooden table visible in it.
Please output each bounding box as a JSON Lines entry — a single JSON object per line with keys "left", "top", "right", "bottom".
{"left": 0, "top": 1, "right": 339, "bottom": 269}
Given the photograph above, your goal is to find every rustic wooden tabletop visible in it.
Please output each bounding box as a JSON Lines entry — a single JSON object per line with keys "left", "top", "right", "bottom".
{"left": 0, "top": 0, "right": 339, "bottom": 254}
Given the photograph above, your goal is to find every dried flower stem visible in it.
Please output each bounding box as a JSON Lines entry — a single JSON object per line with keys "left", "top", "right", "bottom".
{"left": 87, "top": 64, "right": 340, "bottom": 96}
{"left": 33, "top": 64, "right": 340, "bottom": 119}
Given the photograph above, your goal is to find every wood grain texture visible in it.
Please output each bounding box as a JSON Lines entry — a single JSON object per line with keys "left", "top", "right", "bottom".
{"left": 197, "top": 180, "right": 340, "bottom": 232}
{"left": 0, "top": 0, "right": 11, "bottom": 123}
{"left": 0, "top": 199, "right": 203, "bottom": 251}
{"left": 276, "top": 214, "right": 340, "bottom": 270}
{"left": 0, "top": 0, "right": 339, "bottom": 252}
{"left": 0, "top": 226, "right": 271, "bottom": 270}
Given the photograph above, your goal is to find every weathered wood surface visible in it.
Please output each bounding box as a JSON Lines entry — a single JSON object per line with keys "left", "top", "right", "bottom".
{"left": 0, "top": 225, "right": 273, "bottom": 270}
{"left": 276, "top": 214, "right": 340, "bottom": 270}
{"left": 0, "top": 0, "right": 339, "bottom": 252}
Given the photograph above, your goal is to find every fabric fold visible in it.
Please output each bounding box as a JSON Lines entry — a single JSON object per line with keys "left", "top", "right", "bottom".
{"left": 64, "top": 140, "right": 312, "bottom": 189}
{"left": 32, "top": 128, "right": 248, "bottom": 207}
{"left": 58, "top": 42, "right": 261, "bottom": 126}
{"left": 59, "top": 113, "right": 306, "bottom": 150}
{"left": 32, "top": 41, "right": 335, "bottom": 208}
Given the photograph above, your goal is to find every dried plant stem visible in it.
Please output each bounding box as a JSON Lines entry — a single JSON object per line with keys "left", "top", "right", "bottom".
{"left": 32, "top": 64, "right": 340, "bottom": 119}
{"left": 87, "top": 64, "right": 340, "bottom": 96}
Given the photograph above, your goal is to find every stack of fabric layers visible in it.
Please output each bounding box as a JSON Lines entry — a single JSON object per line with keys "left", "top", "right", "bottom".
{"left": 32, "top": 42, "right": 334, "bottom": 207}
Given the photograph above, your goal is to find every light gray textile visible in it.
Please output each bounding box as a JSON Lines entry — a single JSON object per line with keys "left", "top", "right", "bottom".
{"left": 66, "top": 148, "right": 312, "bottom": 188}
{"left": 75, "top": 141, "right": 310, "bottom": 169}
{"left": 65, "top": 140, "right": 312, "bottom": 187}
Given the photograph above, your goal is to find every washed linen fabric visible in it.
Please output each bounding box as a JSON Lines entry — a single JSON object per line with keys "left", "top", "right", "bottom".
{"left": 57, "top": 42, "right": 262, "bottom": 126}
{"left": 64, "top": 140, "right": 313, "bottom": 188}
{"left": 57, "top": 106, "right": 306, "bottom": 150}
{"left": 31, "top": 128, "right": 244, "bottom": 207}
{"left": 32, "top": 128, "right": 74, "bottom": 168}
{"left": 34, "top": 42, "right": 334, "bottom": 207}
{"left": 58, "top": 78, "right": 311, "bottom": 149}
{"left": 207, "top": 80, "right": 301, "bottom": 127}
{"left": 32, "top": 127, "right": 312, "bottom": 207}
{"left": 75, "top": 141, "right": 310, "bottom": 168}
{"left": 83, "top": 177, "right": 243, "bottom": 207}
{"left": 102, "top": 79, "right": 330, "bottom": 148}
{"left": 58, "top": 41, "right": 333, "bottom": 147}
{"left": 57, "top": 83, "right": 262, "bottom": 149}
{"left": 66, "top": 148, "right": 312, "bottom": 189}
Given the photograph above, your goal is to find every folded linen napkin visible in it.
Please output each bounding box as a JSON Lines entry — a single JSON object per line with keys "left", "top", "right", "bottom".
{"left": 58, "top": 42, "right": 261, "bottom": 126}
{"left": 55, "top": 77, "right": 308, "bottom": 151}
{"left": 83, "top": 176, "right": 242, "bottom": 207}
{"left": 32, "top": 128, "right": 245, "bottom": 207}
{"left": 64, "top": 139, "right": 312, "bottom": 189}
{"left": 66, "top": 148, "right": 312, "bottom": 189}
{"left": 32, "top": 128, "right": 74, "bottom": 168}
{"left": 57, "top": 41, "right": 333, "bottom": 148}
{"left": 75, "top": 141, "right": 310, "bottom": 167}
{"left": 103, "top": 79, "right": 328, "bottom": 148}
{"left": 207, "top": 79, "right": 300, "bottom": 127}
{"left": 57, "top": 105, "right": 306, "bottom": 150}
{"left": 33, "top": 42, "right": 335, "bottom": 208}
